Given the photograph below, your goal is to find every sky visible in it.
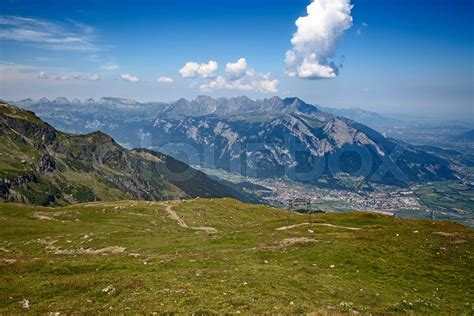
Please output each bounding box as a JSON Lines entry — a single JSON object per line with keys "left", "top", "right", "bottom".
{"left": 0, "top": 0, "right": 473, "bottom": 120}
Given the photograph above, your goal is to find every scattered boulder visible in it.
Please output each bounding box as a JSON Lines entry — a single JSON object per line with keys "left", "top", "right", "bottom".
{"left": 21, "top": 299, "right": 30, "bottom": 309}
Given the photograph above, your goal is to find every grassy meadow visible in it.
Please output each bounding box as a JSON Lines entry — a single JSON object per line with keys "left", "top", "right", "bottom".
{"left": 0, "top": 198, "right": 472, "bottom": 314}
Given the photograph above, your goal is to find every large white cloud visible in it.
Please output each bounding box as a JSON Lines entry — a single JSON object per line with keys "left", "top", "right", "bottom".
{"left": 285, "top": 0, "right": 353, "bottom": 79}
{"left": 179, "top": 60, "right": 218, "bottom": 78}
{"left": 121, "top": 73, "right": 139, "bottom": 82}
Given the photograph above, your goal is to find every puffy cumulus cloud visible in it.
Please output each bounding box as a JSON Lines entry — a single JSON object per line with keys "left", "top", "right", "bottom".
{"left": 179, "top": 62, "right": 199, "bottom": 77}
{"left": 121, "top": 73, "right": 139, "bottom": 82}
{"left": 256, "top": 74, "right": 279, "bottom": 94}
{"left": 179, "top": 60, "right": 218, "bottom": 78}
{"left": 285, "top": 0, "right": 353, "bottom": 79}
{"left": 199, "top": 76, "right": 230, "bottom": 91}
{"left": 157, "top": 76, "right": 174, "bottom": 83}
{"left": 178, "top": 57, "right": 278, "bottom": 93}
{"left": 225, "top": 58, "right": 251, "bottom": 80}
{"left": 87, "top": 74, "right": 100, "bottom": 81}
{"left": 199, "top": 58, "right": 279, "bottom": 93}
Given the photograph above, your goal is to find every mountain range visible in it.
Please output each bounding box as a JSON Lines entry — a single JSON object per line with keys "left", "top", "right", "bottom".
{"left": 0, "top": 101, "right": 254, "bottom": 206}
{"left": 13, "top": 96, "right": 458, "bottom": 187}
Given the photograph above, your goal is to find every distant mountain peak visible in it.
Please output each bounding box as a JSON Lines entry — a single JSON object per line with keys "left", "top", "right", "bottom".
{"left": 38, "top": 97, "right": 51, "bottom": 104}
{"left": 71, "top": 98, "right": 82, "bottom": 105}
{"left": 54, "top": 97, "right": 70, "bottom": 105}
{"left": 18, "top": 98, "right": 34, "bottom": 102}
{"left": 16, "top": 98, "right": 35, "bottom": 106}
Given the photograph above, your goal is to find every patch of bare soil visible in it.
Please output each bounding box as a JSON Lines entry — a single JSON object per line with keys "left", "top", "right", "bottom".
{"left": 317, "top": 223, "right": 361, "bottom": 231}
{"left": 33, "top": 212, "right": 57, "bottom": 221}
{"left": 35, "top": 239, "right": 126, "bottom": 255}
{"left": 164, "top": 203, "right": 218, "bottom": 234}
{"left": 278, "top": 237, "right": 317, "bottom": 248}
{"left": 275, "top": 223, "right": 309, "bottom": 231}
{"left": 54, "top": 246, "right": 126, "bottom": 255}
{"left": 432, "top": 232, "right": 458, "bottom": 237}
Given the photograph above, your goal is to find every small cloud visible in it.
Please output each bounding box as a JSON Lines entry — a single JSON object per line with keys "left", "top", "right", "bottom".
{"left": 256, "top": 75, "right": 279, "bottom": 93}
{"left": 356, "top": 22, "right": 369, "bottom": 36}
{"left": 158, "top": 76, "right": 174, "bottom": 83}
{"left": 87, "top": 74, "right": 100, "bottom": 81}
{"left": 199, "top": 76, "right": 230, "bottom": 91}
{"left": 100, "top": 63, "right": 119, "bottom": 70}
{"left": 179, "top": 60, "right": 218, "bottom": 78}
{"left": 225, "top": 58, "right": 250, "bottom": 80}
{"left": 37, "top": 71, "right": 49, "bottom": 79}
{"left": 121, "top": 73, "right": 139, "bottom": 82}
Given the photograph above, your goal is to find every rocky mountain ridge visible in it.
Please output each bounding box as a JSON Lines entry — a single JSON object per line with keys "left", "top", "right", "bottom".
{"left": 0, "top": 102, "right": 254, "bottom": 205}
{"left": 13, "top": 96, "right": 458, "bottom": 187}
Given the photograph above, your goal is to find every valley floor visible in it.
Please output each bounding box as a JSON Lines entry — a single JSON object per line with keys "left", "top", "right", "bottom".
{"left": 0, "top": 199, "right": 473, "bottom": 314}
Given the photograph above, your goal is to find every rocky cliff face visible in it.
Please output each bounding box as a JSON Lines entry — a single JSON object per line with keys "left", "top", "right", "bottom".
{"left": 148, "top": 98, "right": 455, "bottom": 185}
{"left": 0, "top": 102, "right": 253, "bottom": 206}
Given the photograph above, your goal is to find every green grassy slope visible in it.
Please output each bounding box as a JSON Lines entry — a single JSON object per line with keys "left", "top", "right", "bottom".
{"left": 0, "top": 199, "right": 472, "bottom": 314}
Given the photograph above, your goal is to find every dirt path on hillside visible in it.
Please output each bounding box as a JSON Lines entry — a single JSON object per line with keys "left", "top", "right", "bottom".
{"left": 276, "top": 222, "right": 361, "bottom": 231}
{"left": 276, "top": 223, "right": 310, "bottom": 231}
{"left": 165, "top": 203, "right": 218, "bottom": 234}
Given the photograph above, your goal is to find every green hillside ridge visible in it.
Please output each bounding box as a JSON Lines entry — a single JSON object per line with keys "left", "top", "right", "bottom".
{"left": 0, "top": 198, "right": 472, "bottom": 314}
{"left": 0, "top": 102, "right": 253, "bottom": 205}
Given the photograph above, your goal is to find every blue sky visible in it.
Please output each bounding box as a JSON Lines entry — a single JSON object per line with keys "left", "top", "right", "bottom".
{"left": 0, "top": 0, "right": 472, "bottom": 120}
